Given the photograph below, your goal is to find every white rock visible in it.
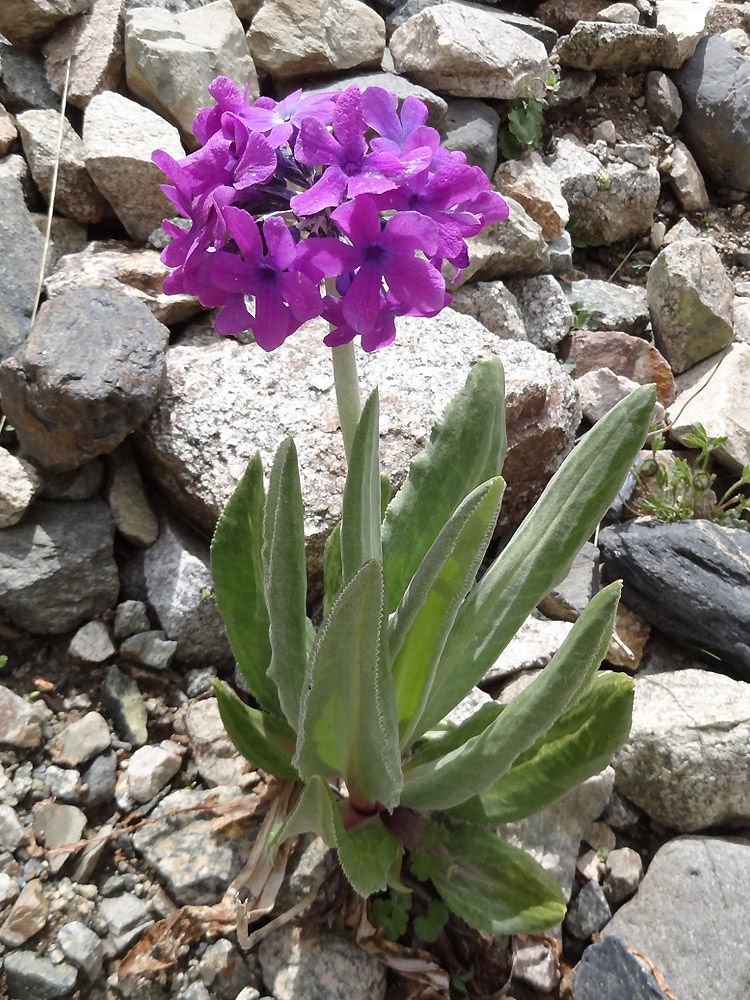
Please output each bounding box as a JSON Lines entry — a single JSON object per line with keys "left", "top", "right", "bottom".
{"left": 125, "top": 0, "right": 258, "bottom": 140}
{"left": 57, "top": 920, "right": 104, "bottom": 981}
{"left": 185, "top": 698, "right": 252, "bottom": 788}
{"left": 127, "top": 744, "right": 182, "bottom": 802}
{"left": 0, "top": 685, "right": 43, "bottom": 749}
{"left": 457, "top": 196, "right": 549, "bottom": 284}
{"left": 504, "top": 274, "right": 573, "bottom": 351}
{"left": 248, "top": 0, "right": 385, "bottom": 80}
{"left": 83, "top": 91, "right": 184, "bottom": 243}
{"left": 734, "top": 297, "right": 750, "bottom": 344}
{"left": 603, "top": 846, "right": 643, "bottom": 902}
{"left": 55, "top": 711, "right": 111, "bottom": 765}
{"left": 390, "top": 3, "right": 551, "bottom": 100}
{"left": 450, "top": 280, "right": 526, "bottom": 341}
{"left": 720, "top": 27, "right": 750, "bottom": 52}
{"left": 494, "top": 151, "right": 569, "bottom": 240}
{"left": 664, "top": 138, "right": 710, "bottom": 213}
{"left": 0, "top": 449, "right": 41, "bottom": 529}
{"left": 597, "top": 3, "right": 640, "bottom": 23}
{"left": 0, "top": 0, "right": 91, "bottom": 48}
{"left": 577, "top": 367, "right": 654, "bottom": 424}
{"left": 655, "top": 0, "right": 712, "bottom": 68}
{"left": 484, "top": 615, "right": 575, "bottom": 682}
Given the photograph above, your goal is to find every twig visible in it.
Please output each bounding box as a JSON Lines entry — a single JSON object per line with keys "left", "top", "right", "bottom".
{"left": 607, "top": 240, "right": 641, "bottom": 283}
{"left": 646, "top": 345, "right": 731, "bottom": 442}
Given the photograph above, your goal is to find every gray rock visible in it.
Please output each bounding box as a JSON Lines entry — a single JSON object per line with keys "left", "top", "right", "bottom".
{"left": 127, "top": 743, "right": 182, "bottom": 801}
{"left": 387, "top": 0, "right": 557, "bottom": 51}
{"left": 0, "top": 40, "right": 59, "bottom": 113}
{"left": 597, "top": 2, "right": 640, "bottom": 23}
{"left": 55, "top": 712, "right": 111, "bottom": 765}
{"left": 0, "top": 0, "right": 92, "bottom": 48}
{"left": 450, "top": 280, "right": 527, "bottom": 341}
{"left": 0, "top": 880, "right": 47, "bottom": 948}
{"left": 676, "top": 36, "right": 750, "bottom": 192}
{"left": 83, "top": 91, "right": 184, "bottom": 242}
{"left": 0, "top": 102, "right": 18, "bottom": 155}
{"left": 132, "top": 786, "right": 258, "bottom": 904}
{"left": 0, "top": 684, "right": 43, "bottom": 748}
{"left": 576, "top": 369, "right": 648, "bottom": 425}
{"left": 612, "top": 668, "right": 750, "bottom": 830}
{"left": 68, "top": 621, "right": 116, "bottom": 664}
{"left": 81, "top": 751, "right": 118, "bottom": 807}
{"left": 645, "top": 70, "right": 682, "bottom": 131}
{"left": 102, "top": 666, "right": 148, "bottom": 747}
{"left": 0, "top": 500, "right": 119, "bottom": 634}
{"left": 548, "top": 231, "right": 573, "bottom": 274}
{"left": 565, "top": 880, "right": 612, "bottom": 939}
{"left": 57, "top": 920, "right": 104, "bottom": 981}
{"left": 185, "top": 697, "right": 251, "bottom": 788}
{"left": 33, "top": 802, "right": 87, "bottom": 874}
{"left": 573, "top": 933, "right": 669, "bottom": 999}
{"left": 45, "top": 765, "right": 81, "bottom": 803}
{"left": 0, "top": 802, "right": 25, "bottom": 851}
{"left": 198, "top": 939, "right": 253, "bottom": 1000}
{"left": 440, "top": 98, "right": 499, "bottom": 176}
{"left": 664, "top": 138, "right": 710, "bottom": 212}
{"left": 539, "top": 541, "right": 599, "bottom": 622}
{"left": 259, "top": 923, "right": 386, "bottom": 1000}
{"left": 603, "top": 846, "right": 643, "bottom": 903}
{"left": 114, "top": 600, "right": 152, "bottom": 641}
{"left": 105, "top": 441, "right": 159, "bottom": 547}
{"left": 0, "top": 287, "right": 168, "bottom": 472}
{"left": 604, "top": 836, "right": 750, "bottom": 1000}
{"left": 0, "top": 872, "right": 20, "bottom": 906}
{"left": 459, "top": 196, "right": 549, "bottom": 282}
{"left": 0, "top": 448, "right": 42, "bottom": 528}
{"left": 655, "top": 0, "right": 712, "bottom": 70}
{"left": 555, "top": 21, "right": 665, "bottom": 72}
{"left": 99, "top": 892, "right": 151, "bottom": 938}
{"left": 505, "top": 274, "right": 573, "bottom": 351}
{"left": 121, "top": 631, "right": 178, "bottom": 671}
{"left": 0, "top": 174, "right": 48, "bottom": 361}
{"left": 298, "top": 70, "right": 446, "bottom": 128}
{"left": 43, "top": 0, "right": 125, "bottom": 109}
{"left": 553, "top": 67, "right": 597, "bottom": 107}
{"left": 486, "top": 615, "right": 575, "bottom": 682}
{"left": 3, "top": 951, "right": 78, "bottom": 1000}
{"left": 563, "top": 279, "right": 649, "bottom": 337}
{"left": 38, "top": 460, "right": 105, "bottom": 500}
{"left": 615, "top": 141, "right": 651, "bottom": 168}
{"left": 494, "top": 151, "right": 570, "bottom": 241}
{"left": 600, "top": 520, "right": 750, "bottom": 677}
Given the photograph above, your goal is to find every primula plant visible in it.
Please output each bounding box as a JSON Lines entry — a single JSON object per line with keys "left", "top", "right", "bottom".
{"left": 154, "top": 78, "right": 655, "bottom": 949}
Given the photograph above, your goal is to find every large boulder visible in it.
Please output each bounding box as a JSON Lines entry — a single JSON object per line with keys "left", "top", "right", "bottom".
{"left": 0, "top": 175, "right": 47, "bottom": 361}
{"left": 43, "top": 0, "right": 125, "bottom": 109}
{"left": 0, "top": 0, "right": 91, "bottom": 48}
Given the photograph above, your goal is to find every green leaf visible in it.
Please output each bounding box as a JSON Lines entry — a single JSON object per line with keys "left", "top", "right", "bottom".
{"left": 371, "top": 890, "right": 411, "bottom": 941}
{"left": 212, "top": 680, "right": 298, "bottom": 781}
{"left": 294, "top": 560, "right": 403, "bottom": 810}
{"left": 323, "top": 521, "right": 343, "bottom": 620}
{"left": 413, "top": 899, "right": 449, "bottom": 943}
{"left": 448, "top": 671, "right": 634, "bottom": 825}
{"left": 406, "top": 702, "right": 503, "bottom": 772}
{"left": 269, "top": 775, "right": 336, "bottom": 856}
{"left": 382, "top": 360, "right": 506, "bottom": 614}
{"left": 415, "top": 818, "right": 565, "bottom": 935}
{"left": 400, "top": 583, "right": 621, "bottom": 811}
{"left": 331, "top": 803, "right": 403, "bottom": 898}
{"left": 341, "top": 389, "right": 382, "bottom": 584}
{"left": 389, "top": 477, "right": 505, "bottom": 748}
{"left": 210, "top": 453, "right": 277, "bottom": 714}
{"left": 415, "top": 384, "right": 655, "bottom": 736}
{"left": 263, "top": 439, "right": 310, "bottom": 728}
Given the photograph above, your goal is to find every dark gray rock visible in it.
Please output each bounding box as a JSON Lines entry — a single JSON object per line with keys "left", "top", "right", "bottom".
{"left": 645, "top": 70, "right": 682, "bottom": 131}
{"left": 82, "top": 751, "right": 118, "bottom": 807}
{"left": 38, "top": 459, "right": 105, "bottom": 500}
{"left": 0, "top": 40, "right": 59, "bottom": 113}
{"left": 198, "top": 939, "right": 253, "bottom": 1000}
{"left": 120, "top": 630, "right": 178, "bottom": 671}
{"left": 556, "top": 21, "right": 665, "bottom": 72}
{"left": 565, "top": 880, "right": 612, "bottom": 939}
{"left": 101, "top": 667, "right": 148, "bottom": 747}
{"left": 0, "top": 174, "right": 47, "bottom": 361}
{"left": 676, "top": 36, "right": 750, "bottom": 192}
{"left": 0, "top": 500, "right": 119, "bottom": 634}
{"left": 440, "top": 98, "right": 499, "bottom": 176}
{"left": 0, "top": 287, "right": 168, "bottom": 472}
{"left": 573, "top": 934, "right": 669, "bottom": 1000}
{"left": 3, "top": 951, "right": 78, "bottom": 999}
{"left": 114, "top": 600, "right": 152, "bottom": 641}
{"left": 599, "top": 520, "right": 750, "bottom": 677}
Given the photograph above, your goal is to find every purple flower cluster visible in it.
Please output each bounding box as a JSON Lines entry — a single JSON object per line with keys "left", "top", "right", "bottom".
{"left": 154, "top": 77, "right": 509, "bottom": 352}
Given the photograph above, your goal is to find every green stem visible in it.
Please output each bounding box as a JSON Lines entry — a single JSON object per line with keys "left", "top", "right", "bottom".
{"left": 331, "top": 340, "right": 362, "bottom": 462}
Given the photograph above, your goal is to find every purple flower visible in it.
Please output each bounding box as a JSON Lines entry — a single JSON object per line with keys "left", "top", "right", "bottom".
{"left": 361, "top": 87, "right": 429, "bottom": 151}
{"left": 241, "top": 89, "right": 338, "bottom": 149}
{"left": 192, "top": 76, "right": 251, "bottom": 145}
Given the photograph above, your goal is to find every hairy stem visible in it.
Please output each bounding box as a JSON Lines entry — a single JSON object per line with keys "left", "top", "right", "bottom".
{"left": 331, "top": 340, "right": 362, "bottom": 463}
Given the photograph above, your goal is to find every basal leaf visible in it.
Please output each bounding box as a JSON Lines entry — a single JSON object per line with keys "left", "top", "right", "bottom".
{"left": 323, "top": 521, "right": 343, "bottom": 620}
{"left": 415, "top": 818, "right": 565, "bottom": 935}
{"left": 389, "top": 478, "right": 505, "bottom": 748}
{"left": 382, "top": 360, "right": 506, "bottom": 614}
{"left": 212, "top": 680, "right": 298, "bottom": 781}
{"left": 400, "top": 583, "right": 620, "bottom": 811}
{"left": 405, "top": 702, "right": 503, "bottom": 772}
{"left": 210, "top": 453, "right": 278, "bottom": 714}
{"left": 263, "top": 439, "right": 310, "bottom": 728}
{"left": 341, "top": 389, "right": 382, "bottom": 584}
{"left": 415, "top": 384, "right": 655, "bottom": 736}
{"left": 448, "top": 671, "right": 633, "bottom": 825}
{"left": 269, "top": 775, "right": 336, "bottom": 857}
{"left": 330, "top": 799, "right": 403, "bottom": 898}
{"left": 294, "top": 560, "right": 402, "bottom": 810}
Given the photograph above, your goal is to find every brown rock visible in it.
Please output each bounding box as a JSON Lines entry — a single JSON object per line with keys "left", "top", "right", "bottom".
{"left": 0, "top": 0, "right": 91, "bottom": 48}
{"left": 607, "top": 602, "right": 651, "bottom": 671}
{"left": 0, "top": 881, "right": 48, "bottom": 948}
{"left": 0, "top": 104, "right": 18, "bottom": 156}
{"left": 563, "top": 330, "right": 675, "bottom": 406}
{"left": 494, "top": 151, "right": 569, "bottom": 240}
{"left": 44, "top": 0, "right": 125, "bottom": 109}
{"left": 0, "top": 685, "right": 43, "bottom": 749}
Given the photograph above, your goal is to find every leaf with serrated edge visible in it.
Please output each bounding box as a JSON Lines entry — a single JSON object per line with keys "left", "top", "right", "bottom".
{"left": 400, "top": 583, "right": 620, "bottom": 811}
{"left": 210, "top": 453, "right": 278, "bottom": 714}
{"left": 415, "top": 384, "right": 655, "bottom": 737}
{"left": 448, "top": 672, "right": 633, "bottom": 825}
{"left": 323, "top": 521, "right": 343, "bottom": 620}
{"left": 263, "top": 439, "right": 309, "bottom": 729}
{"left": 212, "top": 680, "right": 298, "bottom": 781}
{"left": 382, "top": 360, "right": 506, "bottom": 614}
{"left": 406, "top": 702, "right": 503, "bottom": 772}
{"left": 330, "top": 795, "right": 402, "bottom": 897}
{"left": 389, "top": 477, "right": 505, "bottom": 748}
{"left": 341, "top": 389, "right": 382, "bottom": 584}
{"left": 418, "top": 818, "right": 565, "bottom": 935}
{"left": 294, "top": 560, "right": 402, "bottom": 810}
{"left": 269, "top": 776, "right": 336, "bottom": 858}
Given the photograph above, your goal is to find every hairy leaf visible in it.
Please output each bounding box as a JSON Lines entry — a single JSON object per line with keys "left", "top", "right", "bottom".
{"left": 212, "top": 680, "right": 298, "bottom": 780}
{"left": 331, "top": 803, "right": 402, "bottom": 898}
{"left": 341, "top": 389, "right": 382, "bottom": 584}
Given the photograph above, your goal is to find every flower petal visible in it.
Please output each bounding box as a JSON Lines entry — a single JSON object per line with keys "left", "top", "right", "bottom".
{"left": 383, "top": 254, "right": 445, "bottom": 316}
{"left": 294, "top": 116, "right": 341, "bottom": 167}
{"left": 332, "top": 194, "right": 382, "bottom": 245}
{"left": 383, "top": 210, "right": 439, "bottom": 257}
{"left": 223, "top": 206, "right": 263, "bottom": 261}
{"left": 341, "top": 263, "right": 384, "bottom": 335}
{"left": 253, "top": 285, "right": 296, "bottom": 351}
{"left": 290, "top": 166, "right": 348, "bottom": 215}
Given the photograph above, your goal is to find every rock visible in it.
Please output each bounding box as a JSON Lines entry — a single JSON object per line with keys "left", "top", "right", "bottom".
{"left": 114, "top": 600, "right": 152, "bottom": 641}
{"left": 611, "top": 668, "right": 750, "bottom": 829}
{"left": 55, "top": 712, "right": 111, "bottom": 765}
{"left": 721, "top": 27, "right": 750, "bottom": 52}
{"left": 662, "top": 216, "right": 699, "bottom": 246}
{"left": 0, "top": 802, "right": 25, "bottom": 852}
{"left": 576, "top": 368, "right": 649, "bottom": 424}
{"left": 735, "top": 297, "right": 750, "bottom": 344}
{"left": 132, "top": 786, "right": 258, "bottom": 904}
{"left": 655, "top": 0, "right": 712, "bottom": 69}
{"left": 186, "top": 698, "right": 252, "bottom": 788}
{"left": 45, "top": 241, "right": 201, "bottom": 326}
{"left": 603, "top": 846, "right": 643, "bottom": 903}
{"left": 458, "top": 196, "right": 549, "bottom": 282}
{"left": 647, "top": 238, "right": 734, "bottom": 374}
{"left": 102, "top": 667, "right": 149, "bottom": 747}
{"left": 539, "top": 541, "right": 599, "bottom": 621}
{"left": 127, "top": 743, "right": 182, "bottom": 802}
{"left": 645, "top": 69, "right": 682, "bottom": 130}
{"left": 440, "top": 98, "right": 499, "bottom": 176}
{"left": 0, "top": 872, "right": 20, "bottom": 906}
{"left": 548, "top": 230, "right": 573, "bottom": 274}
{"left": 513, "top": 935, "right": 560, "bottom": 994}
{"left": 450, "top": 280, "right": 526, "bottom": 341}
{"left": 33, "top": 802, "right": 87, "bottom": 874}
{"left": 16, "top": 109, "right": 108, "bottom": 224}
{"left": 592, "top": 119, "right": 617, "bottom": 144}
{"left": 0, "top": 500, "right": 119, "bottom": 634}
{"left": 615, "top": 141, "right": 651, "bottom": 168}
{"left": 562, "top": 279, "right": 649, "bottom": 338}
{"left": 0, "top": 879, "right": 48, "bottom": 947}
{"left": 494, "top": 151, "right": 569, "bottom": 240}
{"left": 604, "top": 836, "right": 750, "bottom": 1000}
{"left": 556, "top": 21, "right": 665, "bottom": 71}
{"left": 0, "top": 0, "right": 92, "bottom": 48}
{"left": 99, "top": 892, "right": 153, "bottom": 952}
{"left": 46, "top": 765, "right": 81, "bottom": 802}
{"left": 0, "top": 448, "right": 42, "bottom": 528}
{"left": 0, "top": 41, "right": 59, "bottom": 113}
{"left": 125, "top": 0, "right": 258, "bottom": 139}
{"left": 553, "top": 66, "right": 597, "bottom": 106}
{"left": 3, "top": 951, "right": 78, "bottom": 1000}
{"left": 607, "top": 602, "right": 651, "bottom": 671}
{"left": 258, "top": 923, "right": 386, "bottom": 1000}
{"left": 390, "top": 3, "right": 551, "bottom": 99}
{"left": 499, "top": 768, "right": 614, "bottom": 901}
{"left": 68, "top": 621, "right": 117, "bottom": 664}
{"left": 504, "top": 274, "right": 573, "bottom": 350}
{"left": 298, "top": 71, "right": 446, "bottom": 128}
{"left": 663, "top": 138, "right": 709, "bottom": 213}
{"left": 573, "top": 934, "right": 670, "bottom": 999}
{"left": 31, "top": 214, "right": 89, "bottom": 268}
{"left": 485, "top": 615, "right": 575, "bottom": 682}
{"left": 0, "top": 102, "right": 19, "bottom": 155}
{"left": 386, "top": 0, "right": 558, "bottom": 51}
{"left": 43, "top": 0, "right": 125, "bottom": 109}
{"left": 83, "top": 91, "right": 184, "bottom": 242}
{"left": 443, "top": 685, "right": 495, "bottom": 727}
{"left": 547, "top": 136, "right": 660, "bottom": 245}
{"left": 565, "top": 880, "right": 612, "bottom": 939}
{"left": 105, "top": 441, "right": 159, "bottom": 547}
{"left": 198, "top": 939, "right": 253, "bottom": 1000}
{"left": 38, "top": 460, "right": 104, "bottom": 501}
{"left": 563, "top": 329, "right": 675, "bottom": 406}
{"left": 0, "top": 287, "right": 168, "bottom": 471}
{"left": 121, "top": 631, "right": 178, "bottom": 671}
{"left": 597, "top": 2, "right": 640, "bottom": 23}
{"left": 82, "top": 751, "right": 118, "bottom": 807}
{"left": 0, "top": 174, "right": 48, "bottom": 361}
{"left": 248, "top": 0, "right": 384, "bottom": 80}
{"left": 0, "top": 685, "right": 43, "bottom": 748}
{"left": 57, "top": 920, "right": 104, "bottom": 981}
{"left": 676, "top": 36, "right": 750, "bottom": 192}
